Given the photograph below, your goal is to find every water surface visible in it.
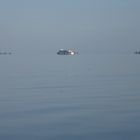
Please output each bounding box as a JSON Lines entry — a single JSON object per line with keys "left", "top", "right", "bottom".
{"left": 0, "top": 52, "right": 140, "bottom": 140}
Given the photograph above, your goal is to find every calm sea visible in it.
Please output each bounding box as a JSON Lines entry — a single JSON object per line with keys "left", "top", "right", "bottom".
{"left": 0, "top": 52, "right": 140, "bottom": 140}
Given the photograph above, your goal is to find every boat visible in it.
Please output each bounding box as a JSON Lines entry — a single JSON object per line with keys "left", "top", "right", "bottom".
{"left": 134, "top": 51, "right": 140, "bottom": 54}
{"left": 0, "top": 52, "right": 12, "bottom": 55}
{"left": 57, "top": 49, "right": 78, "bottom": 55}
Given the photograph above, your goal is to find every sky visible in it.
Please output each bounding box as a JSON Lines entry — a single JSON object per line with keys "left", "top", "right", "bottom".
{"left": 0, "top": 0, "right": 140, "bottom": 54}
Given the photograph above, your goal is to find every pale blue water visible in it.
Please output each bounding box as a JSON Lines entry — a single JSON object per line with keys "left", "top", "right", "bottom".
{"left": 0, "top": 52, "right": 140, "bottom": 140}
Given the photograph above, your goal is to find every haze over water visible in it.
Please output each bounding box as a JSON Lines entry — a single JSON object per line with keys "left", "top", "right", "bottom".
{"left": 0, "top": 0, "right": 140, "bottom": 140}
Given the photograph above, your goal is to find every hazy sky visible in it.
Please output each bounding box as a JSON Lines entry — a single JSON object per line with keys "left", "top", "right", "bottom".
{"left": 0, "top": 0, "right": 140, "bottom": 53}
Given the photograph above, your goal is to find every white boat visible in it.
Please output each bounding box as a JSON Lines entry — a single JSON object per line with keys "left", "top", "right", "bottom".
{"left": 57, "top": 49, "right": 78, "bottom": 55}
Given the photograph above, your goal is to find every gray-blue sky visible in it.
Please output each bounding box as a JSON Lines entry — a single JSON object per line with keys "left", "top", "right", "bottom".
{"left": 0, "top": 0, "right": 140, "bottom": 53}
